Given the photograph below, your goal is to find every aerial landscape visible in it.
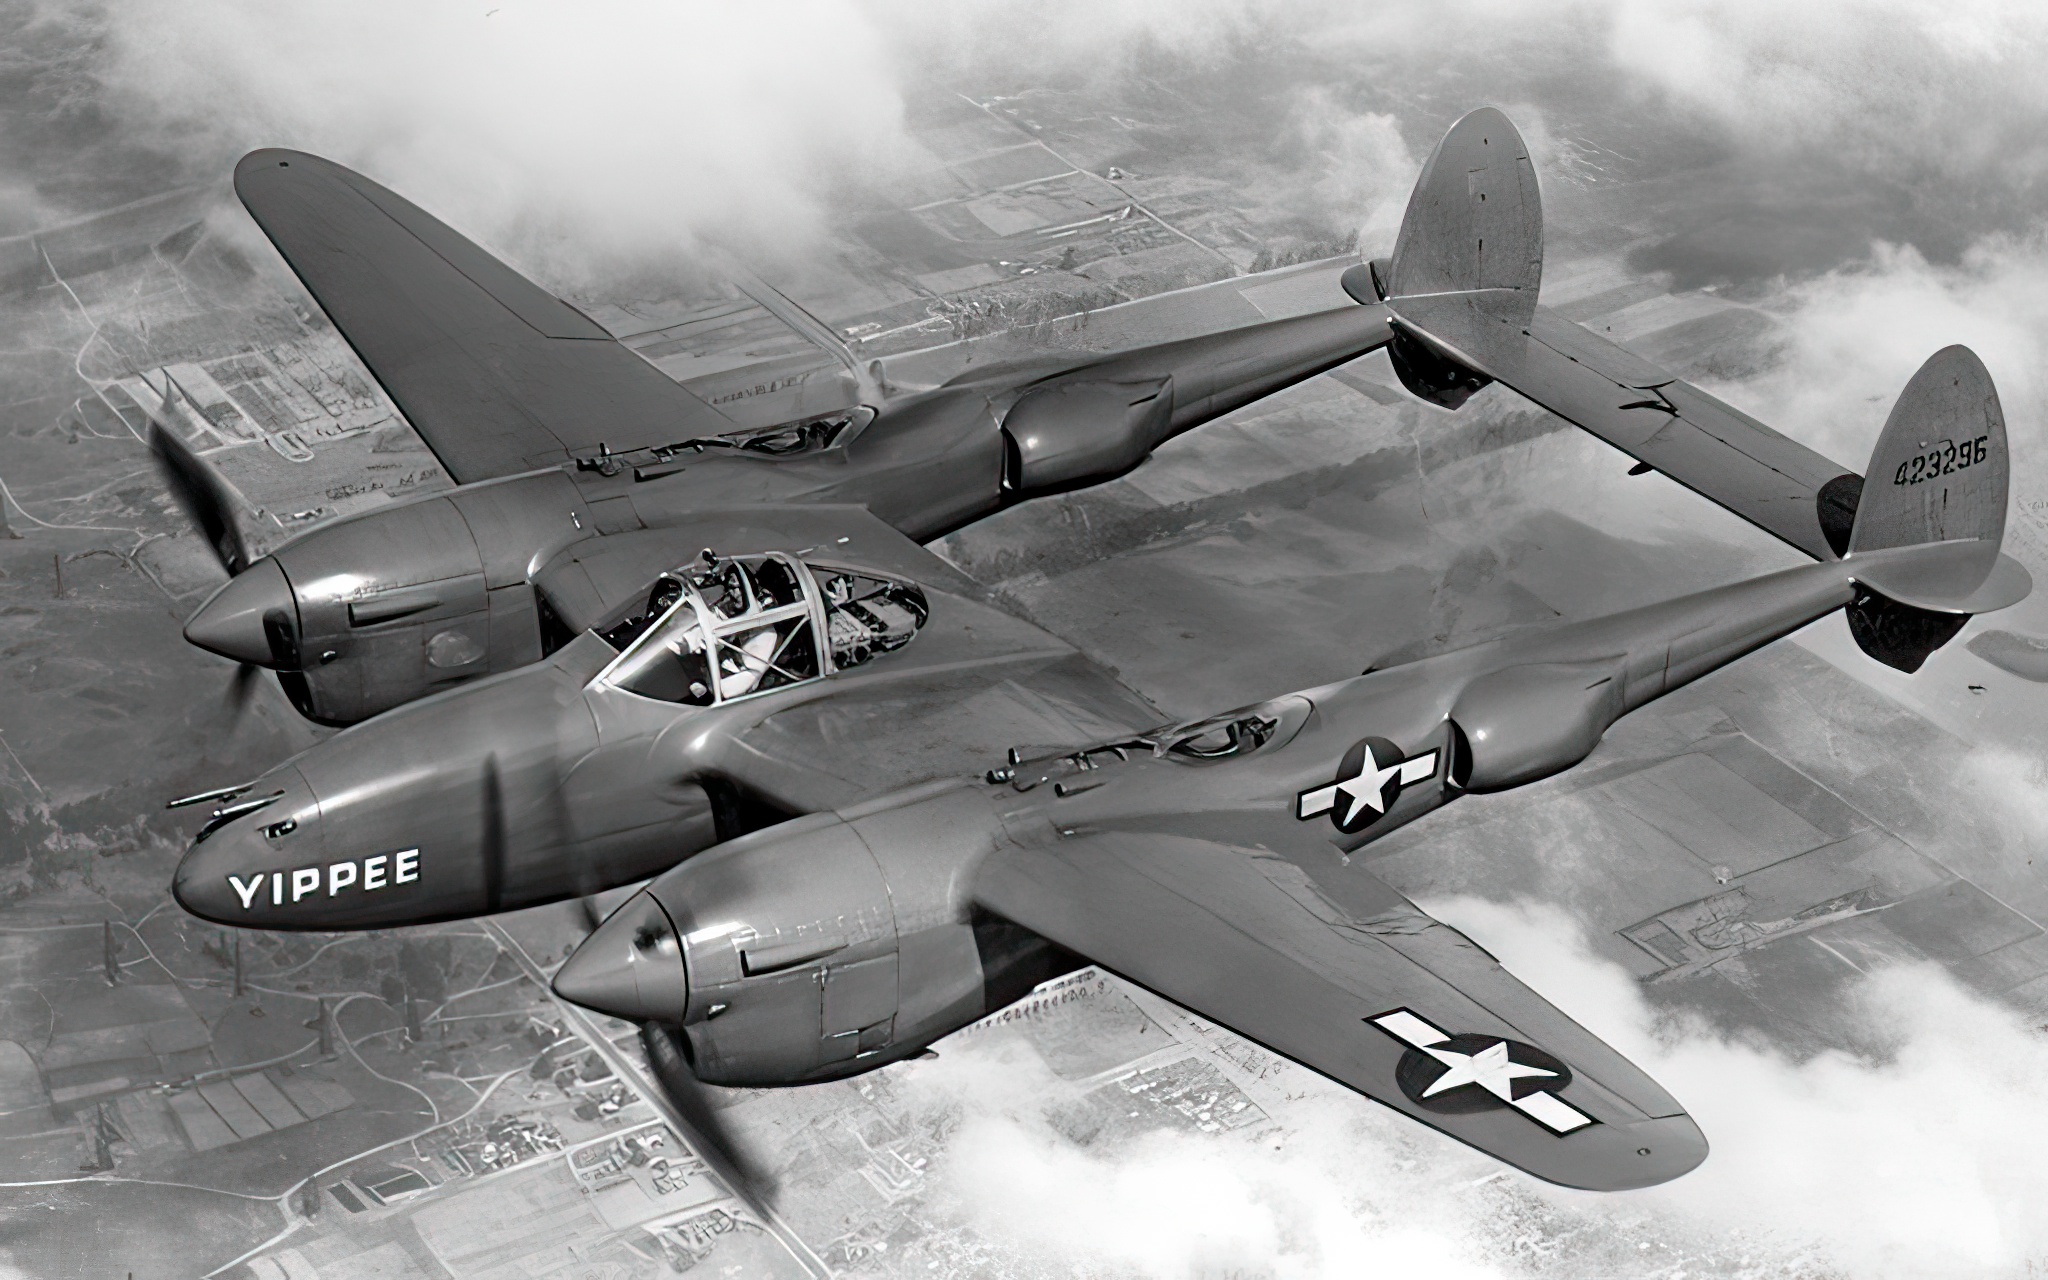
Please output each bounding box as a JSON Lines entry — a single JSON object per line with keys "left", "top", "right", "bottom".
{"left": 3, "top": 2, "right": 2048, "bottom": 1277}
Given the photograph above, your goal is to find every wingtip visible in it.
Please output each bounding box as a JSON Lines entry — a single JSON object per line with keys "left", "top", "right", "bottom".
{"left": 233, "top": 148, "right": 347, "bottom": 199}
{"left": 1508, "top": 1110, "right": 1709, "bottom": 1192}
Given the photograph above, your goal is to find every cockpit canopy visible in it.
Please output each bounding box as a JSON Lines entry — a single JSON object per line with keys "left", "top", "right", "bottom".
{"left": 594, "top": 551, "right": 929, "bottom": 706}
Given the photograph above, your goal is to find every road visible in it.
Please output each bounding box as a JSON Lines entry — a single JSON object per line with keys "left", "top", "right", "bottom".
{"left": 477, "top": 918, "right": 834, "bottom": 1279}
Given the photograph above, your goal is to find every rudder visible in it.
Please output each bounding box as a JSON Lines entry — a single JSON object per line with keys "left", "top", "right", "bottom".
{"left": 1844, "top": 345, "right": 2030, "bottom": 671}
{"left": 1345, "top": 108, "right": 1544, "bottom": 409}
{"left": 1851, "top": 345, "right": 2007, "bottom": 556}
{"left": 1388, "top": 107, "right": 1543, "bottom": 326}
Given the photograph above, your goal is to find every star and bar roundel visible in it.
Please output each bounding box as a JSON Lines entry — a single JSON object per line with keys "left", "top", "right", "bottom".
{"left": 1296, "top": 736, "right": 1438, "bottom": 833}
{"left": 1369, "top": 1009, "right": 1593, "bottom": 1135}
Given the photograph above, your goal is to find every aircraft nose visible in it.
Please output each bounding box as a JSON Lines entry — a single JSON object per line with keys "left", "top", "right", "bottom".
{"left": 553, "top": 892, "right": 688, "bottom": 1022}
{"left": 184, "top": 557, "right": 293, "bottom": 667}
{"left": 172, "top": 766, "right": 321, "bottom": 925}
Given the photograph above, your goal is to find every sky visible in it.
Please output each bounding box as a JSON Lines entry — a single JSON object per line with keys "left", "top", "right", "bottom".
{"left": 8, "top": 1, "right": 2048, "bottom": 1274}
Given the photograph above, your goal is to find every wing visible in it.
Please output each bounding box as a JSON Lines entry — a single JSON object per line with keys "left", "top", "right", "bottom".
{"left": 1391, "top": 291, "right": 1857, "bottom": 561}
{"left": 975, "top": 830, "right": 1707, "bottom": 1190}
{"left": 235, "top": 149, "right": 737, "bottom": 483}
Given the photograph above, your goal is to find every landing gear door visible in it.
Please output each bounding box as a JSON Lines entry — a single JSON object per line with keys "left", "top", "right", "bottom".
{"left": 820, "top": 954, "right": 897, "bottom": 1063}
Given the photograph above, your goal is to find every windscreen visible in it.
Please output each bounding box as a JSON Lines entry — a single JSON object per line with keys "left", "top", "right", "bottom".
{"left": 599, "top": 551, "right": 930, "bottom": 706}
{"left": 607, "top": 605, "right": 713, "bottom": 705}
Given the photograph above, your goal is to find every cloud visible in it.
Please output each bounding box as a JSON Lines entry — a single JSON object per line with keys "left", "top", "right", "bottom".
{"left": 1434, "top": 895, "right": 2048, "bottom": 1279}
{"left": 63, "top": 0, "right": 2048, "bottom": 298}
{"left": 900, "top": 1036, "right": 1516, "bottom": 1279}
{"left": 1285, "top": 90, "right": 1419, "bottom": 246}
{"left": 89, "top": 0, "right": 916, "bottom": 283}
{"left": 1688, "top": 232, "right": 2048, "bottom": 554}
{"left": 1606, "top": 0, "right": 2048, "bottom": 177}
{"left": 901, "top": 898, "right": 2048, "bottom": 1279}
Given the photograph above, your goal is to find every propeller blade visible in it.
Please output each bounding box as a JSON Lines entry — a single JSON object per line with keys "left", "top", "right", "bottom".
{"left": 547, "top": 750, "right": 604, "bottom": 933}
{"left": 147, "top": 422, "right": 251, "bottom": 576}
{"left": 638, "top": 1021, "right": 774, "bottom": 1215}
{"left": 224, "top": 661, "right": 262, "bottom": 720}
{"left": 480, "top": 754, "right": 506, "bottom": 915}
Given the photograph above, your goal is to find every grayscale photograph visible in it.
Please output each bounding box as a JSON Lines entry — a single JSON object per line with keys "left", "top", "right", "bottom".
{"left": 0, "top": 2, "right": 2044, "bottom": 1276}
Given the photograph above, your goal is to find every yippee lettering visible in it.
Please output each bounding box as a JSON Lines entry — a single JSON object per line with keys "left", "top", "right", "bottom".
{"left": 224, "top": 850, "right": 420, "bottom": 913}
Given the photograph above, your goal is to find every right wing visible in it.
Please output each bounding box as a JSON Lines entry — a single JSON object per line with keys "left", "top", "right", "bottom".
{"left": 236, "top": 149, "right": 738, "bottom": 483}
{"left": 1389, "top": 289, "right": 1857, "bottom": 561}
{"left": 975, "top": 830, "right": 1707, "bottom": 1190}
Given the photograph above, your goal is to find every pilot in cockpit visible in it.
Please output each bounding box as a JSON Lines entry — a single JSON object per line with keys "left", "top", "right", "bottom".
{"left": 714, "top": 627, "right": 781, "bottom": 699}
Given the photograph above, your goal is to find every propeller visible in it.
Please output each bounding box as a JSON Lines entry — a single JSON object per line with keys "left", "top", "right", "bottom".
{"left": 222, "top": 659, "right": 263, "bottom": 719}
{"left": 478, "top": 746, "right": 605, "bottom": 930}
{"left": 148, "top": 421, "right": 252, "bottom": 576}
{"left": 637, "top": 1020, "right": 775, "bottom": 1218}
{"left": 523, "top": 772, "right": 772, "bottom": 1212}
{"left": 480, "top": 754, "right": 507, "bottom": 915}
{"left": 150, "top": 421, "right": 275, "bottom": 729}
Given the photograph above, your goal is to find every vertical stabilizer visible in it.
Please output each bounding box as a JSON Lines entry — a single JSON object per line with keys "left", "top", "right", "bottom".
{"left": 1843, "top": 345, "right": 2030, "bottom": 671}
{"left": 1850, "top": 345, "right": 2007, "bottom": 556}
{"left": 1388, "top": 107, "right": 1543, "bottom": 327}
{"left": 1359, "top": 108, "right": 1546, "bottom": 408}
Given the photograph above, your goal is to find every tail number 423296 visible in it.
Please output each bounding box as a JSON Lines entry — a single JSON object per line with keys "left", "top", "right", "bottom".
{"left": 1895, "top": 435, "right": 1989, "bottom": 486}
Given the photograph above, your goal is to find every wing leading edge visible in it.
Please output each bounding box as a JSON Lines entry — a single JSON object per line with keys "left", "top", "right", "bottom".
{"left": 974, "top": 831, "right": 1707, "bottom": 1190}
{"left": 236, "top": 149, "right": 737, "bottom": 483}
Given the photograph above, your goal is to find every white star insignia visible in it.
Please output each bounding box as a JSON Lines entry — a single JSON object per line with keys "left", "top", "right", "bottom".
{"left": 1419, "top": 1039, "right": 1557, "bottom": 1102}
{"left": 1369, "top": 1008, "right": 1594, "bottom": 1135}
{"left": 1298, "top": 746, "right": 1437, "bottom": 824}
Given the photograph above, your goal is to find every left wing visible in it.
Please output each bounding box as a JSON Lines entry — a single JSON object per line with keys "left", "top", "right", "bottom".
{"left": 975, "top": 831, "right": 1707, "bottom": 1190}
{"left": 236, "top": 150, "right": 738, "bottom": 483}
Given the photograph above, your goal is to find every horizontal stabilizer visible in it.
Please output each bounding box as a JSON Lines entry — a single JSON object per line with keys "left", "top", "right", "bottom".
{"left": 1388, "top": 292, "right": 1854, "bottom": 558}
{"left": 1846, "top": 540, "right": 2031, "bottom": 615}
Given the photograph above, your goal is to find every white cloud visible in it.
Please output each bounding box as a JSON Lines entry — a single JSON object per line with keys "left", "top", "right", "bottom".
{"left": 1287, "top": 90, "right": 1419, "bottom": 248}
{"left": 1693, "top": 234, "right": 2048, "bottom": 547}
{"left": 1433, "top": 896, "right": 2048, "bottom": 1279}
{"left": 901, "top": 1036, "right": 1514, "bottom": 1279}
{"left": 95, "top": 0, "right": 915, "bottom": 282}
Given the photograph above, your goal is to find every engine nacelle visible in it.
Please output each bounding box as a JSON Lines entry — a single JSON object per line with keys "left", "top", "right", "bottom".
{"left": 637, "top": 785, "right": 1028, "bottom": 1087}
{"left": 648, "top": 813, "right": 903, "bottom": 1086}
{"left": 258, "top": 471, "right": 581, "bottom": 723}
{"left": 1447, "top": 658, "right": 1625, "bottom": 791}
{"left": 1001, "top": 375, "right": 1174, "bottom": 493}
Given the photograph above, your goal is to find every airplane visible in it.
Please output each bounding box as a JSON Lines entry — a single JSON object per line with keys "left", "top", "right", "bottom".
{"left": 170, "top": 108, "right": 2031, "bottom": 1189}
{"left": 158, "top": 146, "right": 1397, "bottom": 729}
